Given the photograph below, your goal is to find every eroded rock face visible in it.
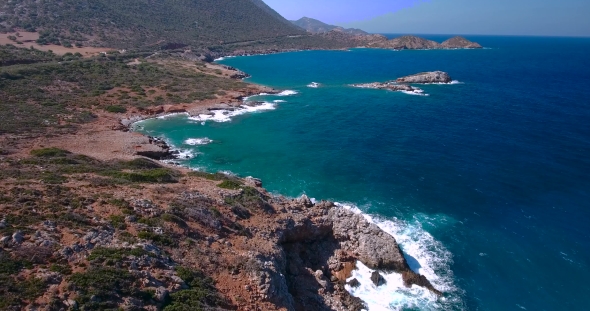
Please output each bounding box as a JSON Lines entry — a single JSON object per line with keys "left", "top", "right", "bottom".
{"left": 328, "top": 208, "right": 408, "bottom": 272}
{"left": 396, "top": 71, "right": 452, "bottom": 84}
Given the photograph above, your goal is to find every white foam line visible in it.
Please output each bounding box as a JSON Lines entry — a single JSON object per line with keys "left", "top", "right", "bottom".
{"left": 401, "top": 90, "right": 430, "bottom": 96}
{"left": 422, "top": 80, "right": 463, "bottom": 85}
{"left": 188, "top": 102, "right": 276, "bottom": 123}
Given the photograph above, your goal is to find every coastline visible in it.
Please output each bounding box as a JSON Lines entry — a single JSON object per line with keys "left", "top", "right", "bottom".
{"left": 0, "top": 51, "right": 445, "bottom": 310}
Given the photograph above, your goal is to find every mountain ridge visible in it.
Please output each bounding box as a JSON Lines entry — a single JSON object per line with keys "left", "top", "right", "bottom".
{"left": 291, "top": 17, "right": 369, "bottom": 35}
{"left": 0, "top": 0, "right": 307, "bottom": 48}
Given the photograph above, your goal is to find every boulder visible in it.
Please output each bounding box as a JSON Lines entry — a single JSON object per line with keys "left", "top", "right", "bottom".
{"left": 370, "top": 271, "right": 386, "bottom": 287}
{"left": 396, "top": 71, "right": 452, "bottom": 84}
{"left": 154, "top": 287, "right": 169, "bottom": 302}
{"left": 297, "top": 194, "right": 314, "bottom": 208}
{"left": 12, "top": 231, "right": 24, "bottom": 244}
{"left": 347, "top": 278, "right": 361, "bottom": 288}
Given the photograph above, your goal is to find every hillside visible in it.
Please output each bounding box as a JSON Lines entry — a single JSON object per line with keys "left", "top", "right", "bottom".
{"left": 292, "top": 17, "right": 368, "bottom": 35}
{"left": 0, "top": 0, "right": 306, "bottom": 48}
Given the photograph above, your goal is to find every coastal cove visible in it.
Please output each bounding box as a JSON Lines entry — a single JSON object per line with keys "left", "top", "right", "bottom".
{"left": 133, "top": 36, "right": 590, "bottom": 310}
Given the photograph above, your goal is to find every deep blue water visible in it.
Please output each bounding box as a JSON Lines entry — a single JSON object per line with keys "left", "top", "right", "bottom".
{"left": 135, "top": 36, "right": 590, "bottom": 310}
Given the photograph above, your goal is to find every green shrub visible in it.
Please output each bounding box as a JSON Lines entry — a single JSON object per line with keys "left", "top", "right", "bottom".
{"left": 69, "top": 267, "right": 136, "bottom": 309}
{"left": 41, "top": 173, "right": 67, "bottom": 184}
{"left": 188, "top": 171, "right": 228, "bottom": 181}
{"left": 109, "top": 214, "right": 127, "bottom": 229}
{"left": 0, "top": 255, "right": 22, "bottom": 275}
{"left": 30, "top": 148, "right": 70, "bottom": 158}
{"left": 217, "top": 180, "right": 242, "bottom": 190}
{"left": 103, "top": 168, "right": 177, "bottom": 183}
{"left": 122, "top": 158, "right": 162, "bottom": 169}
{"left": 164, "top": 267, "right": 219, "bottom": 311}
{"left": 161, "top": 213, "right": 186, "bottom": 226}
{"left": 137, "top": 231, "right": 175, "bottom": 246}
{"left": 105, "top": 105, "right": 127, "bottom": 113}
{"left": 49, "top": 264, "right": 72, "bottom": 275}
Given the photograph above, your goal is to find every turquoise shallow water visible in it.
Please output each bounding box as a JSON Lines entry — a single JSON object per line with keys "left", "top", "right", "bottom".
{"left": 135, "top": 36, "right": 590, "bottom": 310}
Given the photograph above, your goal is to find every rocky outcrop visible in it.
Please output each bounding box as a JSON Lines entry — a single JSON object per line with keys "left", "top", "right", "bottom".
{"left": 248, "top": 197, "right": 442, "bottom": 311}
{"left": 351, "top": 81, "right": 418, "bottom": 92}
{"left": 374, "top": 35, "right": 441, "bottom": 50}
{"left": 396, "top": 71, "right": 452, "bottom": 84}
{"left": 441, "top": 36, "right": 483, "bottom": 49}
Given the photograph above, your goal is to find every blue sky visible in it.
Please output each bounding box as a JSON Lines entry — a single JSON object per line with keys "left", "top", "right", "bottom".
{"left": 262, "top": 0, "right": 590, "bottom": 36}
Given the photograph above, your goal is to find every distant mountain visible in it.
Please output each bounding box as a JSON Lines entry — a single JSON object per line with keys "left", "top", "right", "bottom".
{"left": 291, "top": 17, "right": 368, "bottom": 35}
{"left": 0, "top": 0, "right": 306, "bottom": 48}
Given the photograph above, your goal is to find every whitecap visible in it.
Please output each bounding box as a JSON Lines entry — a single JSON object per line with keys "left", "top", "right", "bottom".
{"left": 401, "top": 90, "right": 430, "bottom": 96}
{"left": 185, "top": 138, "right": 213, "bottom": 146}
{"left": 276, "top": 90, "right": 298, "bottom": 96}
{"left": 423, "top": 80, "right": 464, "bottom": 85}
{"left": 307, "top": 82, "right": 321, "bottom": 88}
{"left": 335, "top": 203, "right": 465, "bottom": 310}
{"left": 273, "top": 100, "right": 286, "bottom": 103}
{"left": 175, "top": 149, "right": 195, "bottom": 160}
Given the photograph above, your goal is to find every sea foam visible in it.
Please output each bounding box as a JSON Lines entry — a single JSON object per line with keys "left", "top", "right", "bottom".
{"left": 185, "top": 138, "right": 213, "bottom": 146}
{"left": 336, "top": 203, "right": 465, "bottom": 311}
{"left": 401, "top": 89, "right": 430, "bottom": 96}
{"left": 276, "top": 90, "right": 298, "bottom": 96}
{"left": 189, "top": 103, "right": 276, "bottom": 123}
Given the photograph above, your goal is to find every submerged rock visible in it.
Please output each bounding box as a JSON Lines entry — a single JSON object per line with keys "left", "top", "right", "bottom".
{"left": 396, "top": 71, "right": 452, "bottom": 84}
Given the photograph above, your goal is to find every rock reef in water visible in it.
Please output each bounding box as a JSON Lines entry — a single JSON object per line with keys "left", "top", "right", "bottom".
{"left": 396, "top": 71, "right": 453, "bottom": 84}
{"left": 351, "top": 81, "right": 419, "bottom": 92}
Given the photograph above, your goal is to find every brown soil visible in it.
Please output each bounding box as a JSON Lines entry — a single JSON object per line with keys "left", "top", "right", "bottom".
{"left": 0, "top": 31, "right": 111, "bottom": 57}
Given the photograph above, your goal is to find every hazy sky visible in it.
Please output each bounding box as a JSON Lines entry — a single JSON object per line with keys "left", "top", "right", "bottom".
{"left": 262, "top": 0, "right": 590, "bottom": 36}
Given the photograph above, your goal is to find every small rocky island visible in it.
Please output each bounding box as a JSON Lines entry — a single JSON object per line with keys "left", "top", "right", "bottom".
{"left": 352, "top": 71, "right": 454, "bottom": 93}
{"left": 396, "top": 71, "right": 452, "bottom": 84}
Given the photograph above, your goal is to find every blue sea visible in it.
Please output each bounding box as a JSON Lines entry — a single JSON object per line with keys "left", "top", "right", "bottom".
{"left": 134, "top": 36, "right": 590, "bottom": 310}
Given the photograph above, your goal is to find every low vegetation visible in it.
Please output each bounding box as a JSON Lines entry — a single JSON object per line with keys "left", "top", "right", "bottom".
{"left": 0, "top": 0, "right": 304, "bottom": 48}
{"left": 0, "top": 45, "right": 247, "bottom": 136}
